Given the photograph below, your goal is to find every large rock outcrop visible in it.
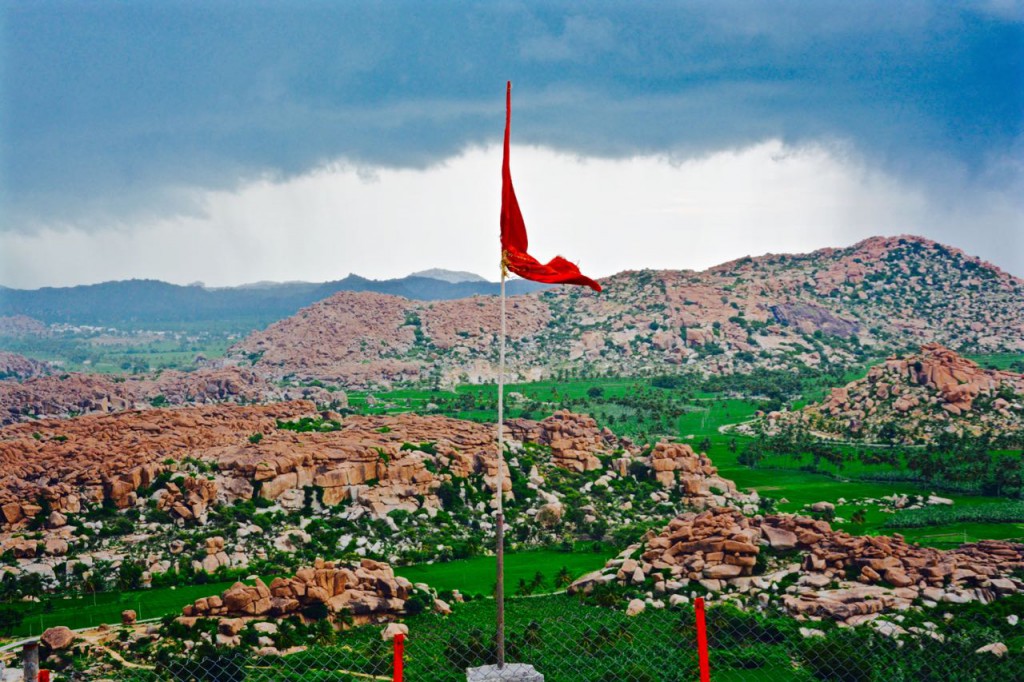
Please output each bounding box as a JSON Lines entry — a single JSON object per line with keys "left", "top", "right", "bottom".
{"left": 2, "top": 401, "right": 672, "bottom": 529}
{"left": 0, "top": 401, "right": 314, "bottom": 525}
{"left": 506, "top": 411, "right": 621, "bottom": 472}
{"left": 775, "top": 344, "right": 1024, "bottom": 442}
{"left": 183, "top": 558, "right": 413, "bottom": 626}
{"left": 571, "top": 508, "right": 1024, "bottom": 624}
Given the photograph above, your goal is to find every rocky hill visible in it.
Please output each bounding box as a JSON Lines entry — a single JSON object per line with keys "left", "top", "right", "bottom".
{"left": 5, "top": 398, "right": 1020, "bottom": 648}
{"left": 0, "top": 315, "right": 49, "bottom": 337}
{"left": 228, "top": 235, "right": 1024, "bottom": 389}
{"left": 3, "top": 393, "right": 1023, "bottom": 675}
{"left": 0, "top": 351, "right": 50, "bottom": 381}
{"left": 770, "top": 344, "right": 1024, "bottom": 443}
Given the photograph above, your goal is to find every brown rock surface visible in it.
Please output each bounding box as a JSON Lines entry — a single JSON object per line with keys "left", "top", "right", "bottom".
{"left": 505, "top": 411, "right": 620, "bottom": 472}
{"left": 0, "top": 401, "right": 313, "bottom": 526}
{"left": 185, "top": 558, "right": 414, "bottom": 626}
{"left": 0, "top": 366, "right": 295, "bottom": 425}
{"left": 41, "top": 626, "right": 75, "bottom": 650}
{"left": 647, "top": 442, "right": 737, "bottom": 501}
{"left": 573, "top": 508, "right": 1024, "bottom": 622}
{"left": 156, "top": 476, "right": 219, "bottom": 522}
{"left": 2, "top": 400, "right": 637, "bottom": 527}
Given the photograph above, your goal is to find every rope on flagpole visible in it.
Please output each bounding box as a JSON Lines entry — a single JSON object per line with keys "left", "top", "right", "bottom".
{"left": 495, "top": 261, "right": 507, "bottom": 669}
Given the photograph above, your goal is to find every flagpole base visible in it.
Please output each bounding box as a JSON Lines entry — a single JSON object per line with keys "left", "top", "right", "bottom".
{"left": 467, "top": 663, "right": 545, "bottom": 681}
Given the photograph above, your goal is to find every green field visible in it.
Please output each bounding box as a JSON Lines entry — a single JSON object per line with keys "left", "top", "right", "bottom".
{"left": 7, "top": 576, "right": 250, "bottom": 638}
{"left": 676, "top": 400, "right": 1022, "bottom": 547}
{"left": 4, "top": 548, "right": 610, "bottom": 638}
{"left": 2, "top": 333, "right": 233, "bottom": 374}
{"left": 398, "top": 547, "right": 609, "bottom": 597}
{"left": 965, "top": 352, "right": 1024, "bottom": 372}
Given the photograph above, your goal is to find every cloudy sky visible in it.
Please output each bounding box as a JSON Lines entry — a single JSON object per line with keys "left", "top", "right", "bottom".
{"left": 1, "top": 1, "right": 1022, "bottom": 288}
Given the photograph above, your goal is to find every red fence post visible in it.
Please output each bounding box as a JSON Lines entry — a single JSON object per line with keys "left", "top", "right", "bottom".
{"left": 393, "top": 632, "right": 405, "bottom": 682}
{"left": 695, "top": 597, "right": 711, "bottom": 682}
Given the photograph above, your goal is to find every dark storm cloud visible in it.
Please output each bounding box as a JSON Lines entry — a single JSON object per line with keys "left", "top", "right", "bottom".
{"left": 1, "top": 0, "right": 1021, "bottom": 228}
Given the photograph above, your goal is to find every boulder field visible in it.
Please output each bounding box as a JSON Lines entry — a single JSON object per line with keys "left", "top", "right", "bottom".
{"left": 570, "top": 507, "right": 1024, "bottom": 624}
{"left": 772, "top": 343, "right": 1024, "bottom": 442}
{"left": 0, "top": 404, "right": 736, "bottom": 534}
{"left": 181, "top": 558, "right": 415, "bottom": 629}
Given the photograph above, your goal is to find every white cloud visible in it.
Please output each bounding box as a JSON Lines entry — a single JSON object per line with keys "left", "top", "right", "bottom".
{"left": 1, "top": 140, "right": 1021, "bottom": 289}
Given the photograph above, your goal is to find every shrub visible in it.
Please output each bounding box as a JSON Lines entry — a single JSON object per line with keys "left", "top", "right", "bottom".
{"left": 301, "top": 601, "right": 330, "bottom": 621}
{"left": 799, "top": 628, "right": 877, "bottom": 682}
{"left": 404, "top": 591, "right": 431, "bottom": 616}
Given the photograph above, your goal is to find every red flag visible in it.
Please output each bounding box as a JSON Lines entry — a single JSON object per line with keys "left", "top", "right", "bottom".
{"left": 500, "top": 82, "right": 601, "bottom": 292}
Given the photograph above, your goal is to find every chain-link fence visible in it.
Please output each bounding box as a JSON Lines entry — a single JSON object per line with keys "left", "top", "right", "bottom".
{"left": 12, "top": 592, "right": 1024, "bottom": 681}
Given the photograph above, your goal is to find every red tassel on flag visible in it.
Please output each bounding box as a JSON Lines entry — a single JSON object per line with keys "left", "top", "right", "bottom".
{"left": 500, "top": 81, "right": 601, "bottom": 292}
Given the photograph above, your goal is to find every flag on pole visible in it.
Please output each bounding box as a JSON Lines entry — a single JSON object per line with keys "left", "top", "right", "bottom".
{"left": 501, "top": 81, "right": 602, "bottom": 292}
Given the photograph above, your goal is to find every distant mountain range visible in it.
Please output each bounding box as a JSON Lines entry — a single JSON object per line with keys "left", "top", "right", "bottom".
{"left": 408, "top": 269, "right": 488, "bottom": 283}
{"left": 0, "top": 270, "right": 547, "bottom": 329}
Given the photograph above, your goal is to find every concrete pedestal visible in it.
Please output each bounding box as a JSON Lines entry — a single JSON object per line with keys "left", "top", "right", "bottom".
{"left": 466, "top": 663, "right": 545, "bottom": 681}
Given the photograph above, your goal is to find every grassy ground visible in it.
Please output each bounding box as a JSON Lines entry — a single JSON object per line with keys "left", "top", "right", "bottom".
{"left": 675, "top": 398, "right": 761, "bottom": 435}
{"left": 397, "top": 547, "right": 610, "bottom": 597}
{"left": 679, "top": 397, "right": 1023, "bottom": 548}
{"left": 8, "top": 577, "right": 249, "bottom": 638}
{"left": 965, "top": 352, "right": 1024, "bottom": 372}
{"left": 346, "top": 377, "right": 648, "bottom": 415}
{"left": 5, "top": 548, "right": 610, "bottom": 638}
{"left": 5, "top": 334, "right": 233, "bottom": 374}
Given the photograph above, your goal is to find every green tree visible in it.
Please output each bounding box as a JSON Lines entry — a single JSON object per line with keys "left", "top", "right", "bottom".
{"left": 0, "top": 606, "right": 22, "bottom": 635}
{"left": 118, "top": 560, "right": 144, "bottom": 590}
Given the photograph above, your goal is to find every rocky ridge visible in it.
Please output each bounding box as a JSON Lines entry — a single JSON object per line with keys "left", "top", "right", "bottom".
{"left": 227, "top": 236, "right": 1024, "bottom": 389}
{"left": 772, "top": 344, "right": 1024, "bottom": 442}
{"left": 0, "top": 404, "right": 737, "bottom": 532}
{"left": 570, "top": 507, "right": 1024, "bottom": 624}
{"left": 0, "top": 401, "right": 312, "bottom": 526}
{"left": 0, "top": 365, "right": 337, "bottom": 425}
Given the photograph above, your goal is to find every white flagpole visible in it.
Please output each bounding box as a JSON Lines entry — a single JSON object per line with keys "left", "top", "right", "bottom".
{"left": 495, "top": 264, "right": 507, "bottom": 668}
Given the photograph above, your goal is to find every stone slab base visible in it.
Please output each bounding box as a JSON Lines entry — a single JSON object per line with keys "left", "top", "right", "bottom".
{"left": 466, "top": 663, "right": 545, "bottom": 681}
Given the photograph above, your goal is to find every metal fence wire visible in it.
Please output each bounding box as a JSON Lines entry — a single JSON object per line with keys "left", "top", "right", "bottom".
{"left": 20, "top": 590, "right": 1024, "bottom": 681}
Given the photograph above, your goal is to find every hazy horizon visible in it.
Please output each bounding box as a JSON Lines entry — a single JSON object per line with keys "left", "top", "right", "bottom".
{"left": 2, "top": 229, "right": 1021, "bottom": 291}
